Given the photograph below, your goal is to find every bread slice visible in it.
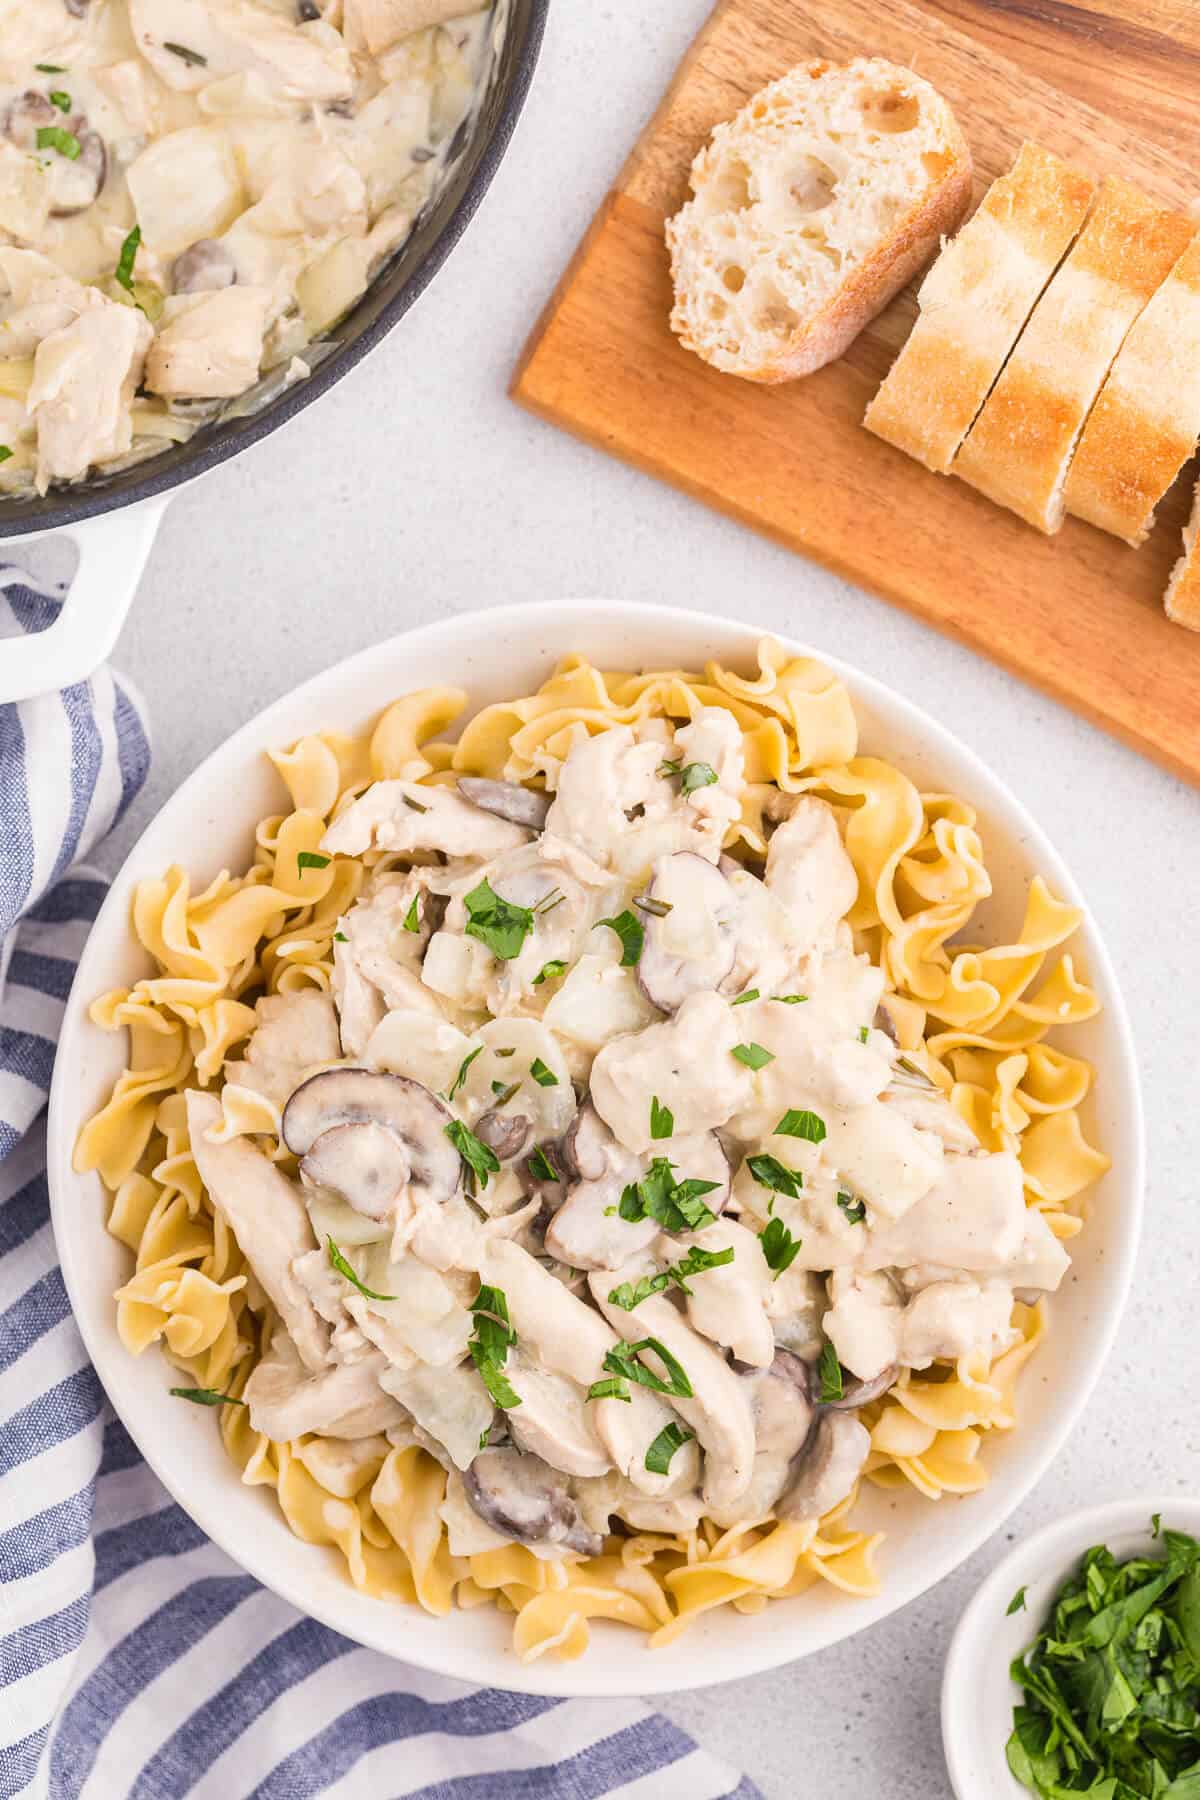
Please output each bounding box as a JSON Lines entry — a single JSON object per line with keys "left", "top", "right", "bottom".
{"left": 1163, "top": 477, "right": 1200, "bottom": 630}
{"left": 1064, "top": 226, "right": 1200, "bottom": 544}
{"left": 864, "top": 144, "right": 1094, "bottom": 472}
{"left": 666, "top": 57, "right": 972, "bottom": 383}
{"left": 953, "top": 177, "right": 1195, "bottom": 533}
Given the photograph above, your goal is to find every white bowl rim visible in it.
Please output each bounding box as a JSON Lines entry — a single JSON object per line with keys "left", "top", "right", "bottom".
{"left": 941, "top": 1494, "right": 1200, "bottom": 1799}
{"left": 46, "top": 598, "right": 1146, "bottom": 1697}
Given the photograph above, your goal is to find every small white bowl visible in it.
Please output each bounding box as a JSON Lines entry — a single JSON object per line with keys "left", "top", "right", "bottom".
{"left": 48, "top": 601, "right": 1144, "bottom": 1696}
{"left": 942, "top": 1496, "right": 1200, "bottom": 1798}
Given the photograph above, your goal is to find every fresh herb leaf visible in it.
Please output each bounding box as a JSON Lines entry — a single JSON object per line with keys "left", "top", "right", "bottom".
{"left": 837, "top": 1190, "right": 866, "bottom": 1225}
{"left": 445, "top": 1119, "right": 499, "bottom": 1190}
{"left": 679, "top": 762, "right": 718, "bottom": 794}
{"left": 617, "top": 1157, "right": 721, "bottom": 1233}
{"left": 464, "top": 878, "right": 534, "bottom": 961}
{"left": 49, "top": 89, "right": 71, "bottom": 113}
{"left": 296, "top": 850, "right": 329, "bottom": 872}
{"left": 608, "top": 1244, "right": 735, "bottom": 1310}
{"left": 327, "top": 1235, "right": 396, "bottom": 1301}
{"left": 479, "top": 1427, "right": 490, "bottom": 1449}
{"left": 759, "top": 1216, "right": 802, "bottom": 1278}
{"left": 732, "top": 1041, "right": 774, "bottom": 1070}
{"left": 747, "top": 1153, "right": 803, "bottom": 1201}
{"left": 528, "top": 1145, "right": 560, "bottom": 1184}
{"left": 645, "top": 1421, "right": 694, "bottom": 1475}
{"left": 532, "top": 959, "right": 566, "bottom": 985}
{"left": 447, "top": 1044, "right": 483, "bottom": 1101}
{"left": 1008, "top": 1586, "right": 1029, "bottom": 1616}
{"left": 0, "top": 447, "right": 12, "bottom": 466}
{"left": 858, "top": 1025, "right": 870, "bottom": 1043}
{"left": 817, "top": 1342, "right": 844, "bottom": 1403}
{"left": 586, "top": 1375, "right": 631, "bottom": 1402}
{"left": 170, "top": 1386, "right": 245, "bottom": 1407}
{"left": 468, "top": 1285, "right": 521, "bottom": 1409}
{"left": 731, "top": 989, "right": 759, "bottom": 1006}
{"left": 650, "top": 1096, "right": 673, "bottom": 1140}
{"left": 529, "top": 1058, "right": 558, "bottom": 1088}
{"left": 36, "top": 125, "right": 80, "bottom": 159}
{"left": 775, "top": 1108, "right": 826, "bottom": 1143}
{"left": 773, "top": 994, "right": 808, "bottom": 1005}
{"left": 602, "top": 1337, "right": 692, "bottom": 1398}
{"left": 35, "top": 64, "right": 67, "bottom": 73}
{"left": 332, "top": 929, "right": 348, "bottom": 942}
{"left": 608, "top": 1271, "right": 670, "bottom": 1311}
{"left": 402, "top": 893, "right": 421, "bottom": 933}
{"left": 164, "top": 40, "right": 208, "bottom": 64}
{"left": 657, "top": 758, "right": 682, "bottom": 777}
{"left": 1153, "top": 1513, "right": 1163, "bottom": 1538}
{"left": 491, "top": 1080, "right": 520, "bottom": 1104}
{"left": 597, "top": 909, "right": 643, "bottom": 966}
{"left": 494, "top": 1047, "right": 515, "bottom": 1058}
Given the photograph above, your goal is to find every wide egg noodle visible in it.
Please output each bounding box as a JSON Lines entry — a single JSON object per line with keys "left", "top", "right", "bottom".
{"left": 73, "top": 642, "right": 1109, "bottom": 1660}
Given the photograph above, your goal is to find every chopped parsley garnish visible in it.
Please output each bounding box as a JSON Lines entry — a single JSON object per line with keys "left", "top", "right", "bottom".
{"left": 591, "top": 1337, "right": 693, "bottom": 1401}
{"left": 402, "top": 893, "right": 421, "bottom": 933}
{"left": 446, "top": 1044, "right": 482, "bottom": 1101}
{"left": 0, "top": 447, "right": 12, "bottom": 466}
{"left": 296, "top": 850, "right": 329, "bottom": 872}
{"left": 775, "top": 1108, "right": 826, "bottom": 1143}
{"left": 837, "top": 1190, "right": 866, "bottom": 1225}
{"left": 1007, "top": 1586, "right": 1029, "bottom": 1616}
{"left": 773, "top": 994, "right": 808, "bottom": 1005}
{"left": 491, "top": 1080, "right": 520, "bottom": 1104}
{"left": 1153, "top": 1513, "right": 1163, "bottom": 1539}
{"left": 468, "top": 1284, "right": 521, "bottom": 1409}
{"left": 332, "top": 930, "right": 348, "bottom": 942}
{"left": 731, "top": 989, "right": 759, "bottom": 1006}
{"left": 649, "top": 1095, "right": 673, "bottom": 1139}
{"left": 327, "top": 1235, "right": 396, "bottom": 1301}
{"left": 608, "top": 1244, "right": 735, "bottom": 1311}
{"left": 36, "top": 125, "right": 80, "bottom": 159}
{"left": 35, "top": 64, "right": 67, "bottom": 74}
{"left": 528, "top": 1145, "right": 561, "bottom": 1184}
{"left": 1006, "top": 1521, "right": 1200, "bottom": 1800}
{"left": 463, "top": 878, "right": 534, "bottom": 960}
{"left": 645, "top": 1422, "right": 694, "bottom": 1475}
{"left": 401, "top": 793, "right": 429, "bottom": 813}
{"left": 49, "top": 90, "right": 71, "bottom": 114}
{"left": 731, "top": 1041, "right": 774, "bottom": 1070}
{"left": 658, "top": 758, "right": 682, "bottom": 777}
{"left": 494, "top": 1046, "right": 515, "bottom": 1058}
{"left": 597, "top": 909, "right": 643, "bottom": 966}
{"left": 817, "top": 1342, "right": 844, "bottom": 1403}
{"left": 532, "top": 959, "right": 566, "bottom": 985}
{"left": 858, "top": 1025, "right": 870, "bottom": 1043}
{"left": 445, "top": 1119, "right": 499, "bottom": 1190}
{"left": 585, "top": 1376, "right": 630, "bottom": 1403}
{"left": 746, "top": 1153, "right": 803, "bottom": 1201}
{"left": 617, "top": 1158, "right": 721, "bottom": 1233}
{"left": 759, "top": 1216, "right": 802, "bottom": 1278}
{"left": 679, "top": 762, "right": 718, "bottom": 794}
{"left": 164, "top": 40, "right": 208, "bottom": 65}
{"left": 170, "top": 1386, "right": 245, "bottom": 1407}
{"left": 529, "top": 1058, "right": 558, "bottom": 1087}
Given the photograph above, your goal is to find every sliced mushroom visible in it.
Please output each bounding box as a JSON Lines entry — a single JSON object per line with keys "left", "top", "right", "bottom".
{"left": 457, "top": 776, "right": 550, "bottom": 832}
{"left": 299, "top": 1120, "right": 411, "bottom": 1221}
{"left": 776, "top": 1410, "right": 871, "bottom": 1523}
{"left": 172, "top": 238, "right": 238, "bottom": 295}
{"left": 4, "top": 93, "right": 54, "bottom": 151}
{"left": 709, "top": 1347, "right": 815, "bottom": 1527}
{"left": 282, "top": 1069, "right": 460, "bottom": 1218}
{"left": 549, "top": 1110, "right": 731, "bottom": 1272}
{"left": 637, "top": 852, "right": 738, "bottom": 1013}
{"left": 561, "top": 1101, "right": 621, "bottom": 1181}
{"left": 823, "top": 1364, "right": 897, "bottom": 1410}
{"left": 474, "top": 1108, "right": 531, "bottom": 1163}
{"left": 64, "top": 0, "right": 91, "bottom": 14}
{"left": 48, "top": 123, "right": 107, "bottom": 218}
{"left": 504, "top": 1354, "right": 612, "bottom": 1479}
{"left": 462, "top": 1447, "right": 602, "bottom": 1555}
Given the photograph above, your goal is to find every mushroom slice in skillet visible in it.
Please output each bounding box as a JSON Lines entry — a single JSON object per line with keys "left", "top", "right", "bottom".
{"left": 172, "top": 238, "right": 238, "bottom": 294}
{"left": 636, "top": 852, "right": 738, "bottom": 1014}
{"left": 775, "top": 1410, "right": 871, "bottom": 1523}
{"left": 282, "top": 1069, "right": 460, "bottom": 1220}
{"left": 457, "top": 776, "right": 551, "bottom": 831}
{"left": 462, "top": 1447, "right": 603, "bottom": 1556}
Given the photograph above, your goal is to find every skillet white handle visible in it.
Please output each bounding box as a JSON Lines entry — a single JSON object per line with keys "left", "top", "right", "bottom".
{"left": 0, "top": 497, "right": 167, "bottom": 703}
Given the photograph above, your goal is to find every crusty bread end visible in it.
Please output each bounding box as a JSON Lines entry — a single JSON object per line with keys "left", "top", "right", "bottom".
{"left": 1164, "top": 476, "right": 1200, "bottom": 630}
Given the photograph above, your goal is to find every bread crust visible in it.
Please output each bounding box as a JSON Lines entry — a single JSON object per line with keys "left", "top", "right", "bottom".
{"left": 953, "top": 177, "right": 1194, "bottom": 533}
{"left": 1064, "top": 227, "right": 1200, "bottom": 544}
{"left": 1164, "top": 476, "right": 1200, "bottom": 630}
{"left": 864, "top": 144, "right": 1095, "bottom": 471}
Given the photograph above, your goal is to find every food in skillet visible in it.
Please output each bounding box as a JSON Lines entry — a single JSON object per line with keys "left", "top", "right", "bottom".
{"left": 76, "top": 642, "right": 1110, "bottom": 1660}
{"left": 0, "top": 0, "right": 493, "bottom": 493}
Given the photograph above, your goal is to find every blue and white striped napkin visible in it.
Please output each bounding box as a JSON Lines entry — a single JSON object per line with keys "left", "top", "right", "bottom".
{"left": 0, "top": 573, "right": 761, "bottom": 1800}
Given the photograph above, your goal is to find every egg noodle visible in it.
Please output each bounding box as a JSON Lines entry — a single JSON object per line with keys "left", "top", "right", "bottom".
{"left": 75, "top": 641, "right": 1109, "bottom": 1660}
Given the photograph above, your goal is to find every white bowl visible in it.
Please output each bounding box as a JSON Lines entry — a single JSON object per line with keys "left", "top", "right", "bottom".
{"left": 47, "top": 600, "right": 1144, "bottom": 1697}
{"left": 942, "top": 1496, "right": 1200, "bottom": 1798}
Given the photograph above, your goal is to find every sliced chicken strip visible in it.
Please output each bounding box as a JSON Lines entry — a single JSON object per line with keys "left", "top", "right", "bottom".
{"left": 244, "top": 1333, "right": 403, "bottom": 1439}
{"left": 322, "top": 780, "right": 531, "bottom": 860}
{"left": 590, "top": 1268, "right": 756, "bottom": 1513}
{"left": 380, "top": 1358, "right": 494, "bottom": 1471}
{"left": 28, "top": 301, "right": 152, "bottom": 491}
{"left": 224, "top": 988, "right": 341, "bottom": 1108}
{"left": 185, "top": 1090, "right": 329, "bottom": 1372}
{"left": 146, "top": 288, "right": 272, "bottom": 400}
{"left": 862, "top": 1150, "right": 1027, "bottom": 1271}
{"left": 128, "top": 0, "right": 354, "bottom": 100}
{"left": 505, "top": 1354, "right": 613, "bottom": 1480}
{"left": 343, "top": 0, "right": 469, "bottom": 55}
{"left": 590, "top": 989, "right": 751, "bottom": 1153}
{"left": 667, "top": 1217, "right": 774, "bottom": 1368}
{"left": 764, "top": 796, "right": 858, "bottom": 949}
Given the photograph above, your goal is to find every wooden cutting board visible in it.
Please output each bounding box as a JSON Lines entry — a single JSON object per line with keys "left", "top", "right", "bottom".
{"left": 512, "top": 0, "right": 1200, "bottom": 785}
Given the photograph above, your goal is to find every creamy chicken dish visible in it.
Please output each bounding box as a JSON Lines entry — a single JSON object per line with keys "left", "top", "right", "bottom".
{"left": 78, "top": 646, "right": 1108, "bottom": 1658}
{"left": 0, "top": 0, "right": 494, "bottom": 493}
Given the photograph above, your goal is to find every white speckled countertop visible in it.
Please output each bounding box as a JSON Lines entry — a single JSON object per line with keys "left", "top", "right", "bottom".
{"left": 53, "top": 3, "right": 1198, "bottom": 1794}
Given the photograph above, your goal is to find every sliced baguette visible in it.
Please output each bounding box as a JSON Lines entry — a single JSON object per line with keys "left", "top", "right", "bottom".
{"left": 1064, "top": 226, "right": 1200, "bottom": 544}
{"left": 666, "top": 57, "right": 972, "bottom": 383}
{"left": 864, "top": 144, "right": 1094, "bottom": 473}
{"left": 953, "top": 177, "right": 1195, "bottom": 534}
{"left": 1163, "top": 477, "right": 1200, "bottom": 630}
